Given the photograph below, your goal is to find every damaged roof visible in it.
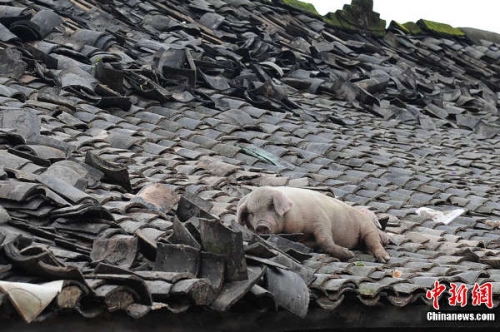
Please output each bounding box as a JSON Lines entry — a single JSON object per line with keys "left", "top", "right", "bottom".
{"left": 1, "top": 0, "right": 500, "bottom": 328}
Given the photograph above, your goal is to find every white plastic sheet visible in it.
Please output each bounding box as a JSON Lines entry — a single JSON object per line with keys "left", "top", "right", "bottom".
{"left": 0, "top": 280, "right": 64, "bottom": 323}
{"left": 415, "top": 207, "right": 465, "bottom": 225}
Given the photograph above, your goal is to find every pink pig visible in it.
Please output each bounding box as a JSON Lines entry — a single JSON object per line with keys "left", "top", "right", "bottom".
{"left": 237, "top": 186, "right": 391, "bottom": 262}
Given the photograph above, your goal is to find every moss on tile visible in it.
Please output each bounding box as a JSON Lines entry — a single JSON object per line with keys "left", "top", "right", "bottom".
{"left": 322, "top": 12, "right": 344, "bottom": 28}
{"left": 323, "top": 1, "right": 386, "bottom": 36}
{"left": 275, "top": 0, "right": 464, "bottom": 39}
{"left": 279, "top": 0, "right": 321, "bottom": 17}
{"left": 388, "top": 21, "right": 410, "bottom": 34}
{"left": 274, "top": 0, "right": 386, "bottom": 36}
{"left": 418, "top": 19, "right": 465, "bottom": 36}
{"left": 390, "top": 19, "right": 466, "bottom": 37}
{"left": 402, "top": 22, "right": 423, "bottom": 35}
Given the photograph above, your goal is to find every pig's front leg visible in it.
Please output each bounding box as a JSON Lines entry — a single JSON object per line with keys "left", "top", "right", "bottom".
{"left": 313, "top": 227, "right": 354, "bottom": 261}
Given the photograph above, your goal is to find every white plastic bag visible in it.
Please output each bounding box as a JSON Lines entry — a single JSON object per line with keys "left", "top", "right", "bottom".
{"left": 415, "top": 207, "right": 465, "bottom": 225}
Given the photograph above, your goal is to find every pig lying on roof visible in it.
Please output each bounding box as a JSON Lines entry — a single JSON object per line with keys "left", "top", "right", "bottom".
{"left": 237, "top": 186, "right": 391, "bottom": 263}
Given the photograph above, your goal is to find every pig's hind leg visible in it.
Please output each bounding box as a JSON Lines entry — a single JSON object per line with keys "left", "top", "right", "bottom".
{"left": 378, "top": 229, "right": 391, "bottom": 245}
{"left": 312, "top": 227, "right": 355, "bottom": 261}
{"left": 363, "top": 230, "right": 391, "bottom": 263}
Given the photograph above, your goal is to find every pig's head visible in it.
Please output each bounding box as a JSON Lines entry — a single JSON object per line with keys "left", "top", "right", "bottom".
{"left": 236, "top": 187, "right": 293, "bottom": 235}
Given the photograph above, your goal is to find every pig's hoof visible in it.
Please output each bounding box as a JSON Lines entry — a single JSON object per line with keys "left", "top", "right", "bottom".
{"left": 374, "top": 250, "right": 391, "bottom": 263}
{"left": 337, "top": 248, "right": 355, "bottom": 261}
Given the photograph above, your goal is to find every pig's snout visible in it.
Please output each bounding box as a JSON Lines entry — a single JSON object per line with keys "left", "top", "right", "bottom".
{"left": 255, "top": 221, "right": 272, "bottom": 235}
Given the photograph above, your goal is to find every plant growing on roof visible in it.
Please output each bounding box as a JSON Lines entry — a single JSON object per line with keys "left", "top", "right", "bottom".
{"left": 281, "top": 0, "right": 321, "bottom": 17}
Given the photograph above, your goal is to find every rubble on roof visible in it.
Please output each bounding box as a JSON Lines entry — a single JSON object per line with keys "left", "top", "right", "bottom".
{"left": 1, "top": 0, "right": 500, "bottom": 325}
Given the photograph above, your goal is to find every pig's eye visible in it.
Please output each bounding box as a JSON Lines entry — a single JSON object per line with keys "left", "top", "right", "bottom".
{"left": 268, "top": 201, "right": 274, "bottom": 210}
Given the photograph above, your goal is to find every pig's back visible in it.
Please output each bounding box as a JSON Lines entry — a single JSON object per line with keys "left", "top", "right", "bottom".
{"left": 274, "top": 187, "right": 369, "bottom": 248}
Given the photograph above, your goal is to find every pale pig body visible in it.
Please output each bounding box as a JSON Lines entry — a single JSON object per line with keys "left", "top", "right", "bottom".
{"left": 237, "top": 186, "right": 390, "bottom": 262}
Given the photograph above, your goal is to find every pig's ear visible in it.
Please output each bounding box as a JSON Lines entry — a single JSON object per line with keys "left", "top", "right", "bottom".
{"left": 273, "top": 191, "right": 292, "bottom": 217}
{"left": 236, "top": 194, "right": 250, "bottom": 226}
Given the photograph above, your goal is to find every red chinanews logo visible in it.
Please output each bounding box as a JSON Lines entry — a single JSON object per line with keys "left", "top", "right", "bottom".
{"left": 426, "top": 281, "right": 493, "bottom": 310}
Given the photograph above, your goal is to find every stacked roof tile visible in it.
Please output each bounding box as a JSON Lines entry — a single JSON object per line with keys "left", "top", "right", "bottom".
{"left": 1, "top": 0, "right": 500, "bottom": 326}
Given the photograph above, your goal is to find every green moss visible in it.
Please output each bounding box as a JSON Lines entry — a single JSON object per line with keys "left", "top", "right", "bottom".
{"left": 280, "top": 0, "right": 321, "bottom": 17}
{"left": 323, "top": 11, "right": 385, "bottom": 36}
{"left": 418, "top": 19, "right": 465, "bottom": 36}
{"left": 388, "top": 21, "right": 409, "bottom": 34}
{"left": 322, "top": 12, "right": 345, "bottom": 28}
{"left": 390, "top": 19, "right": 466, "bottom": 37}
{"left": 402, "top": 21, "right": 422, "bottom": 34}
{"left": 276, "top": 0, "right": 386, "bottom": 37}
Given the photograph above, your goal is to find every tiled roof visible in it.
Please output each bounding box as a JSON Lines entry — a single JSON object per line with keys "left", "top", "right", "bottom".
{"left": 1, "top": 0, "right": 500, "bottom": 325}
